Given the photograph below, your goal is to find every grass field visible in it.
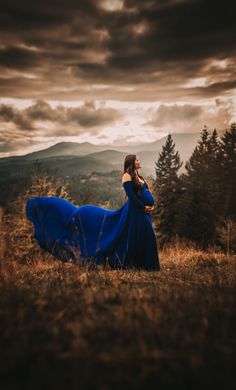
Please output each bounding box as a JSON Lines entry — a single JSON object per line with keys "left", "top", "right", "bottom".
{"left": 1, "top": 240, "right": 236, "bottom": 390}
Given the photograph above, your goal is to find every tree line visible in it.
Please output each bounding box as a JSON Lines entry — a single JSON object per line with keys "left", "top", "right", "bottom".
{"left": 153, "top": 122, "right": 236, "bottom": 252}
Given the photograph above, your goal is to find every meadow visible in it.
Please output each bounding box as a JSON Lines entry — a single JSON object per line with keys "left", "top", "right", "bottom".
{"left": 1, "top": 229, "right": 236, "bottom": 389}
{"left": 0, "top": 175, "right": 236, "bottom": 390}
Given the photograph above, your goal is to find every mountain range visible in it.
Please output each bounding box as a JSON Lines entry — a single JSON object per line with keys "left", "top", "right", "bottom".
{"left": 0, "top": 132, "right": 203, "bottom": 178}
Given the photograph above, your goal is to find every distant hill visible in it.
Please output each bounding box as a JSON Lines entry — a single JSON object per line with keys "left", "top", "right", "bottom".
{"left": 137, "top": 132, "right": 200, "bottom": 153}
{"left": 0, "top": 132, "right": 204, "bottom": 177}
{"left": 0, "top": 154, "right": 112, "bottom": 180}
{"left": 86, "top": 149, "right": 127, "bottom": 166}
{"left": 0, "top": 131, "right": 216, "bottom": 207}
{"left": 23, "top": 141, "right": 106, "bottom": 160}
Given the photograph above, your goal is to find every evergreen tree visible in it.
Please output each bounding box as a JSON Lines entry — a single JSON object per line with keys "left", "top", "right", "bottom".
{"left": 153, "top": 134, "right": 183, "bottom": 247}
{"left": 183, "top": 125, "right": 221, "bottom": 248}
{"left": 219, "top": 122, "right": 236, "bottom": 218}
{"left": 208, "top": 128, "right": 224, "bottom": 213}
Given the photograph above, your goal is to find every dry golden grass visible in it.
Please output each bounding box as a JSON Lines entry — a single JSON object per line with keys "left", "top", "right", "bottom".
{"left": 1, "top": 177, "right": 236, "bottom": 389}
{"left": 1, "top": 228, "right": 236, "bottom": 389}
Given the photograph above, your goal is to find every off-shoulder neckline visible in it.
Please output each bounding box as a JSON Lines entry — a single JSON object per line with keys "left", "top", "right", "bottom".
{"left": 122, "top": 181, "right": 147, "bottom": 186}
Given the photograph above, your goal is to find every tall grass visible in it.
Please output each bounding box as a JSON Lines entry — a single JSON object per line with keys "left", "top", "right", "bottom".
{"left": 0, "top": 176, "right": 236, "bottom": 389}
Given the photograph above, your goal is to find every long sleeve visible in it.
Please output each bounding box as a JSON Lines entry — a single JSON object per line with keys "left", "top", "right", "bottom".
{"left": 122, "top": 181, "right": 146, "bottom": 210}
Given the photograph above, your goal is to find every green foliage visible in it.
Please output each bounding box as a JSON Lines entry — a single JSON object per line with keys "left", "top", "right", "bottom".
{"left": 68, "top": 170, "right": 124, "bottom": 209}
{"left": 1, "top": 123, "right": 235, "bottom": 251}
{"left": 182, "top": 124, "right": 236, "bottom": 248}
{"left": 218, "top": 122, "right": 236, "bottom": 217}
{"left": 181, "top": 126, "right": 222, "bottom": 247}
{"left": 153, "top": 134, "right": 183, "bottom": 247}
{"left": 153, "top": 124, "right": 236, "bottom": 251}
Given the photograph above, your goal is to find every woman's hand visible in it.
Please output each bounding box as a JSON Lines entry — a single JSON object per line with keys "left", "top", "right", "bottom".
{"left": 144, "top": 205, "right": 154, "bottom": 213}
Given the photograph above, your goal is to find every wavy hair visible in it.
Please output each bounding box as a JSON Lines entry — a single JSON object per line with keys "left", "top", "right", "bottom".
{"left": 121, "top": 154, "right": 148, "bottom": 197}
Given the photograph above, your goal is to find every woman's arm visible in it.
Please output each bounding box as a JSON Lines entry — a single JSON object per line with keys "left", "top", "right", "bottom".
{"left": 122, "top": 180, "right": 146, "bottom": 210}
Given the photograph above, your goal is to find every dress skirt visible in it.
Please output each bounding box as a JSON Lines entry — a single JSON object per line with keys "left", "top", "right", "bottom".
{"left": 25, "top": 183, "right": 160, "bottom": 271}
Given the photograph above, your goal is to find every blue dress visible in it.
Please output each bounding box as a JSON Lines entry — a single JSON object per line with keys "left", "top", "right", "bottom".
{"left": 25, "top": 181, "right": 160, "bottom": 271}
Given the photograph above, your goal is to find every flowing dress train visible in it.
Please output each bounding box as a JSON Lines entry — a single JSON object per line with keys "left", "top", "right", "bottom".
{"left": 25, "top": 181, "right": 160, "bottom": 270}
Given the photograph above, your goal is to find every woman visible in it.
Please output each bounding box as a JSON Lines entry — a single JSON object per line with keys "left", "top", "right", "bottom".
{"left": 26, "top": 154, "right": 160, "bottom": 271}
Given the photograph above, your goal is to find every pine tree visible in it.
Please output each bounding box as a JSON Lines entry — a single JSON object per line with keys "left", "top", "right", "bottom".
{"left": 183, "top": 125, "right": 221, "bottom": 247}
{"left": 208, "top": 128, "right": 223, "bottom": 213}
{"left": 219, "top": 122, "right": 236, "bottom": 218}
{"left": 153, "top": 134, "right": 183, "bottom": 247}
{"left": 185, "top": 125, "right": 210, "bottom": 176}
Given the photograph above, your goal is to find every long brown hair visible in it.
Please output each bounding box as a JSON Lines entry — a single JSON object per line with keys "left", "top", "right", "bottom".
{"left": 121, "top": 154, "right": 148, "bottom": 197}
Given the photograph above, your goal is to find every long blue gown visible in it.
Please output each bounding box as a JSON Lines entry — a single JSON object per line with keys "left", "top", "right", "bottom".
{"left": 25, "top": 181, "right": 160, "bottom": 271}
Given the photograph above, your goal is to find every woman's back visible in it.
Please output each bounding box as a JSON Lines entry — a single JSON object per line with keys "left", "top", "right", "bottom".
{"left": 122, "top": 172, "right": 144, "bottom": 185}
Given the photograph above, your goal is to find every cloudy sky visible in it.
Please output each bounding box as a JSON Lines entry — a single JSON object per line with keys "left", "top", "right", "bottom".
{"left": 0, "top": 0, "right": 235, "bottom": 157}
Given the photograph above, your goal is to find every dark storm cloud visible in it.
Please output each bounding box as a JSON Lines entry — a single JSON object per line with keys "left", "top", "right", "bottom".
{"left": 0, "top": 45, "right": 41, "bottom": 70}
{"left": 60, "top": 0, "right": 236, "bottom": 80}
{"left": 146, "top": 99, "right": 233, "bottom": 132}
{"left": 65, "top": 100, "right": 123, "bottom": 128}
{"left": 0, "top": 103, "right": 33, "bottom": 129}
{"left": 0, "top": 134, "right": 36, "bottom": 153}
{"left": 0, "top": 99, "right": 122, "bottom": 131}
{"left": 0, "top": 0, "right": 235, "bottom": 100}
{"left": 147, "top": 104, "right": 203, "bottom": 127}
{"left": 0, "top": 98, "right": 123, "bottom": 153}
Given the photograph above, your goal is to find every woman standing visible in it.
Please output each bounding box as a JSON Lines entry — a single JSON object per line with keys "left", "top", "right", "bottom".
{"left": 121, "top": 154, "right": 160, "bottom": 270}
{"left": 26, "top": 154, "right": 160, "bottom": 271}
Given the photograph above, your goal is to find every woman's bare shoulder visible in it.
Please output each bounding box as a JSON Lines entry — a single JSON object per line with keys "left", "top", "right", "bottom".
{"left": 122, "top": 172, "right": 132, "bottom": 183}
